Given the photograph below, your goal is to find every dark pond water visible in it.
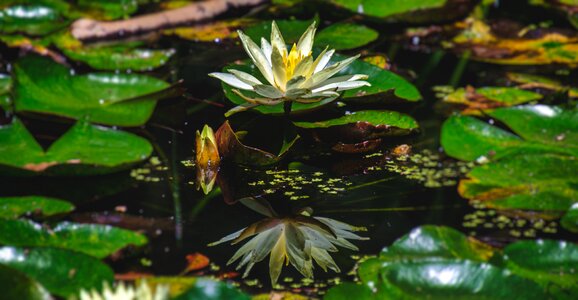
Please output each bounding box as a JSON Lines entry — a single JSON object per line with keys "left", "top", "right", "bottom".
{"left": 1, "top": 0, "right": 577, "bottom": 296}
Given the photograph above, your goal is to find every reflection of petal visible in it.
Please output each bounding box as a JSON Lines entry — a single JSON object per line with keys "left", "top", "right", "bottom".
{"left": 312, "top": 247, "right": 340, "bottom": 273}
{"left": 269, "top": 227, "right": 287, "bottom": 284}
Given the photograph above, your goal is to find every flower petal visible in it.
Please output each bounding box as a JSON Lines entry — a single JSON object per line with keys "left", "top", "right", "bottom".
{"left": 305, "top": 54, "right": 359, "bottom": 87}
{"left": 271, "top": 48, "right": 287, "bottom": 90}
{"left": 260, "top": 37, "right": 273, "bottom": 66}
{"left": 254, "top": 84, "right": 284, "bottom": 99}
{"left": 237, "top": 30, "right": 276, "bottom": 86}
{"left": 311, "top": 80, "right": 370, "bottom": 93}
{"left": 209, "top": 72, "right": 254, "bottom": 90}
{"left": 285, "top": 88, "right": 310, "bottom": 99}
{"left": 270, "top": 21, "right": 287, "bottom": 57}
{"left": 292, "top": 55, "right": 314, "bottom": 79}
{"left": 311, "top": 247, "right": 340, "bottom": 273}
{"left": 227, "top": 69, "right": 263, "bottom": 86}
{"left": 313, "top": 48, "right": 335, "bottom": 74}
{"left": 269, "top": 230, "right": 287, "bottom": 285}
{"left": 286, "top": 75, "right": 306, "bottom": 90}
{"left": 296, "top": 22, "right": 316, "bottom": 56}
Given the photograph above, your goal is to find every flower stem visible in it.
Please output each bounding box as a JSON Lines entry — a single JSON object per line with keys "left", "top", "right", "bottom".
{"left": 283, "top": 101, "right": 293, "bottom": 117}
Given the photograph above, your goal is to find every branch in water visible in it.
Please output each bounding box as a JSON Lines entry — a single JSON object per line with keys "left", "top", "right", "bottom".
{"left": 71, "top": 0, "right": 267, "bottom": 41}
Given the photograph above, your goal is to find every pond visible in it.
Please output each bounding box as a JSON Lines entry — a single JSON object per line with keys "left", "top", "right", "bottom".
{"left": 0, "top": 0, "right": 577, "bottom": 299}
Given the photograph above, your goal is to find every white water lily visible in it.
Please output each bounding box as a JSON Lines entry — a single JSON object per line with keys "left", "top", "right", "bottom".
{"left": 74, "top": 281, "right": 169, "bottom": 300}
{"left": 209, "top": 21, "right": 370, "bottom": 116}
{"left": 209, "top": 204, "right": 368, "bottom": 285}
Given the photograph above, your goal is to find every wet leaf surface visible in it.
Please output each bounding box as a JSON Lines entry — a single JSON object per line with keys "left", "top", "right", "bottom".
{"left": 0, "top": 264, "right": 50, "bottom": 300}
{"left": 0, "top": 4, "right": 68, "bottom": 35}
{"left": 14, "top": 55, "right": 171, "bottom": 126}
{"left": 0, "top": 196, "right": 74, "bottom": 219}
{"left": 0, "top": 119, "right": 153, "bottom": 176}
{"left": 0, "top": 246, "right": 114, "bottom": 297}
{"left": 173, "top": 277, "right": 250, "bottom": 300}
{"left": 0, "top": 219, "right": 148, "bottom": 258}
{"left": 441, "top": 105, "right": 578, "bottom": 161}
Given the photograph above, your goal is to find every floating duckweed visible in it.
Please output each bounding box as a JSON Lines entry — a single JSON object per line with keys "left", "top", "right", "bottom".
{"left": 244, "top": 278, "right": 260, "bottom": 287}
{"left": 283, "top": 277, "right": 294, "bottom": 283}
{"left": 181, "top": 159, "right": 195, "bottom": 167}
{"left": 209, "top": 263, "right": 220, "bottom": 271}
{"left": 130, "top": 157, "right": 165, "bottom": 182}
{"left": 462, "top": 206, "right": 559, "bottom": 237}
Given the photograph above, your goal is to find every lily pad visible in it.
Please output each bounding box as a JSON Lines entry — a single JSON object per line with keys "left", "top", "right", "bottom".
{"left": 458, "top": 154, "right": 578, "bottom": 211}
{"left": 52, "top": 31, "right": 175, "bottom": 71}
{"left": 0, "top": 196, "right": 74, "bottom": 219}
{"left": 0, "top": 246, "right": 114, "bottom": 297}
{"left": 441, "top": 105, "right": 578, "bottom": 161}
{"left": 503, "top": 240, "right": 578, "bottom": 291}
{"left": 0, "top": 4, "right": 68, "bottom": 35}
{"left": 0, "top": 73, "right": 11, "bottom": 111}
{"left": 437, "top": 86, "right": 543, "bottom": 114}
{"left": 0, "top": 119, "right": 153, "bottom": 176}
{"left": 0, "top": 264, "right": 50, "bottom": 300}
{"left": 0, "top": 219, "right": 147, "bottom": 258}
{"left": 174, "top": 277, "right": 250, "bottom": 300}
{"left": 328, "top": 0, "right": 447, "bottom": 18}
{"left": 314, "top": 23, "right": 379, "bottom": 50}
{"left": 215, "top": 121, "right": 298, "bottom": 166}
{"left": 506, "top": 73, "right": 578, "bottom": 98}
{"left": 14, "top": 55, "right": 171, "bottom": 126}
{"left": 561, "top": 203, "right": 578, "bottom": 233}
{"left": 166, "top": 19, "right": 255, "bottom": 42}
{"left": 74, "top": 0, "right": 139, "bottom": 20}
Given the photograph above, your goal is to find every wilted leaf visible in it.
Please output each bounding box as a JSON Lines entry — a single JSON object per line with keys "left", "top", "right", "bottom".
{"left": 14, "top": 55, "right": 171, "bottom": 126}
{"left": 166, "top": 19, "right": 255, "bottom": 42}
{"left": 0, "top": 119, "right": 153, "bottom": 176}
{"left": 506, "top": 72, "right": 578, "bottom": 98}
{"left": 0, "top": 246, "right": 114, "bottom": 297}
{"left": 437, "top": 85, "right": 543, "bottom": 114}
{"left": 0, "top": 219, "right": 148, "bottom": 258}
{"left": 0, "top": 196, "right": 74, "bottom": 219}
{"left": 184, "top": 253, "right": 210, "bottom": 273}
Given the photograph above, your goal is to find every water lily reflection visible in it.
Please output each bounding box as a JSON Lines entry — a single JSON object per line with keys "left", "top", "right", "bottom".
{"left": 195, "top": 125, "right": 220, "bottom": 194}
{"left": 209, "top": 202, "right": 368, "bottom": 285}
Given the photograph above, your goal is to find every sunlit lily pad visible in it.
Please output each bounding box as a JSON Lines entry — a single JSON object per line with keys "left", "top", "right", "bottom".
{"left": 0, "top": 264, "right": 50, "bottom": 300}
{"left": 215, "top": 121, "right": 298, "bottom": 166}
{"left": 14, "top": 55, "right": 171, "bottom": 126}
{"left": 458, "top": 154, "right": 578, "bottom": 211}
{"left": 0, "top": 219, "right": 147, "bottom": 258}
{"left": 436, "top": 86, "right": 543, "bottom": 114}
{"left": 561, "top": 203, "right": 578, "bottom": 233}
{"left": 0, "top": 246, "right": 114, "bottom": 297}
{"left": 507, "top": 73, "right": 578, "bottom": 98}
{"left": 166, "top": 19, "right": 256, "bottom": 42}
{"left": 0, "top": 119, "right": 153, "bottom": 176}
{"left": 0, "top": 196, "right": 74, "bottom": 219}
{"left": 0, "top": 4, "right": 68, "bottom": 35}
{"left": 441, "top": 105, "right": 578, "bottom": 161}
{"left": 52, "top": 31, "right": 175, "bottom": 71}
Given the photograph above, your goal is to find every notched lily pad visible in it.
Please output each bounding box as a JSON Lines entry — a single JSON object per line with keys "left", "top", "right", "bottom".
{"left": 52, "top": 31, "right": 175, "bottom": 71}
{"left": 215, "top": 121, "right": 298, "bottom": 166}
{"left": 0, "top": 219, "right": 148, "bottom": 258}
{"left": 441, "top": 105, "right": 578, "bottom": 161}
{"left": 14, "top": 55, "right": 171, "bottom": 126}
{"left": 0, "top": 196, "right": 74, "bottom": 219}
{"left": 435, "top": 85, "right": 543, "bottom": 114}
{"left": 0, "top": 119, "right": 153, "bottom": 176}
{"left": 0, "top": 246, "right": 114, "bottom": 297}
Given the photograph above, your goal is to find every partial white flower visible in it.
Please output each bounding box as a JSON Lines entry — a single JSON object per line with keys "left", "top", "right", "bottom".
{"left": 209, "top": 205, "right": 368, "bottom": 285}
{"left": 75, "top": 281, "right": 169, "bottom": 300}
{"left": 209, "top": 21, "right": 370, "bottom": 116}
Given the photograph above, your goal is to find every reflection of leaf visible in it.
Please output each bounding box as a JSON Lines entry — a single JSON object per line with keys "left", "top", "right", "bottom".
{"left": 14, "top": 55, "right": 170, "bottom": 126}
{"left": 0, "top": 264, "right": 51, "bottom": 300}
{"left": 441, "top": 105, "right": 578, "bottom": 161}
{"left": 52, "top": 31, "right": 175, "bottom": 71}
{"left": 0, "top": 196, "right": 74, "bottom": 219}
{"left": 184, "top": 253, "right": 210, "bottom": 273}
{"left": 0, "top": 219, "right": 147, "bottom": 258}
{"left": 458, "top": 154, "right": 578, "bottom": 211}
{"left": 215, "top": 121, "right": 298, "bottom": 166}
{"left": 329, "top": 225, "right": 578, "bottom": 300}
{"left": 0, "top": 246, "right": 114, "bottom": 297}
{"left": 210, "top": 209, "right": 367, "bottom": 285}
{"left": 0, "top": 119, "right": 152, "bottom": 176}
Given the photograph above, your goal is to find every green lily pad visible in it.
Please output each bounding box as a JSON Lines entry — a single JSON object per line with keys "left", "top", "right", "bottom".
{"left": 295, "top": 110, "right": 418, "bottom": 131}
{"left": 378, "top": 260, "right": 546, "bottom": 299}
{"left": 323, "top": 282, "right": 375, "bottom": 300}
{"left": 437, "top": 86, "right": 543, "bottom": 114}
{"left": 561, "top": 203, "right": 578, "bottom": 233}
{"left": 328, "top": 0, "right": 447, "bottom": 18}
{"left": 458, "top": 154, "right": 578, "bottom": 211}
{"left": 506, "top": 73, "right": 578, "bottom": 98}
{"left": 14, "top": 55, "right": 171, "bottom": 126}
{"left": 503, "top": 240, "right": 578, "bottom": 291}
{"left": 215, "top": 120, "right": 298, "bottom": 166}
{"left": 0, "top": 4, "right": 68, "bottom": 35}
{"left": 441, "top": 105, "right": 578, "bottom": 161}
{"left": 315, "top": 23, "right": 378, "bottom": 50}
{"left": 0, "top": 73, "right": 11, "bottom": 111}
{"left": 0, "top": 219, "right": 147, "bottom": 258}
{"left": 0, "top": 119, "right": 153, "bottom": 176}
{"left": 0, "top": 196, "right": 74, "bottom": 219}
{"left": 52, "top": 31, "right": 175, "bottom": 71}
{"left": 174, "top": 277, "right": 251, "bottom": 300}
{"left": 0, "top": 246, "right": 114, "bottom": 297}
{"left": 74, "top": 0, "right": 138, "bottom": 20}
{"left": 0, "top": 264, "right": 50, "bottom": 300}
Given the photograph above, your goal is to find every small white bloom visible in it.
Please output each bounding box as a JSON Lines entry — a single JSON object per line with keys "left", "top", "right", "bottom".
{"left": 75, "top": 281, "right": 169, "bottom": 300}
{"left": 209, "top": 21, "right": 371, "bottom": 116}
